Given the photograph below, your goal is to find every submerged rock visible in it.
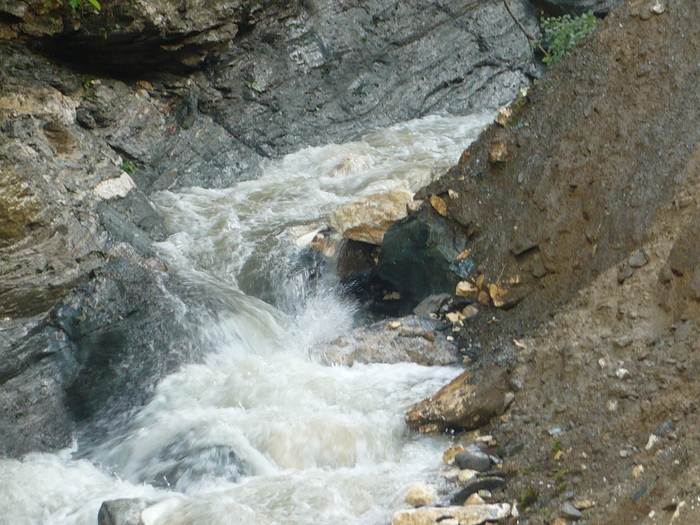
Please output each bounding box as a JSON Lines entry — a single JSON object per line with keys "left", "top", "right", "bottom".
{"left": 318, "top": 316, "right": 459, "bottom": 367}
{"left": 98, "top": 498, "right": 152, "bottom": 525}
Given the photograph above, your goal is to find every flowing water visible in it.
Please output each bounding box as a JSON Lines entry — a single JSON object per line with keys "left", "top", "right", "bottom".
{"left": 0, "top": 112, "right": 494, "bottom": 525}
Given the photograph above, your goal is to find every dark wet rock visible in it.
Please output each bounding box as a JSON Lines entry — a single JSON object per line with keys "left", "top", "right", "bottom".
{"left": 145, "top": 441, "right": 251, "bottom": 491}
{"left": 377, "top": 208, "right": 470, "bottom": 310}
{"left": 450, "top": 477, "right": 507, "bottom": 505}
{"left": 455, "top": 448, "right": 492, "bottom": 472}
{"left": 98, "top": 498, "right": 152, "bottom": 525}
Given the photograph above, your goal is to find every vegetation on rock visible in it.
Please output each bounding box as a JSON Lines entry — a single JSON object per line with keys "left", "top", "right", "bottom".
{"left": 537, "top": 10, "right": 599, "bottom": 65}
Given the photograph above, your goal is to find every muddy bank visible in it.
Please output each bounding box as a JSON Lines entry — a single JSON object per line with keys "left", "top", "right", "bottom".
{"left": 384, "top": 1, "right": 700, "bottom": 522}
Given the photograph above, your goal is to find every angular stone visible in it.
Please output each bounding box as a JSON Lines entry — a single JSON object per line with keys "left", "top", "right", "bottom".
{"left": 406, "top": 368, "right": 513, "bottom": 433}
{"left": 391, "top": 504, "right": 511, "bottom": 525}
{"left": 330, "top": 182, "right": 414, "bottom": 245}
{"left": 561, "top": 501, "right": 583, "bottom": 520}
{"left": 628, "top": 250, "right": 649, "bottom": 268}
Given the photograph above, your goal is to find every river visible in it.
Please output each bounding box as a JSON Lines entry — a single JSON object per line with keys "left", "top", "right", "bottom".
{"left": 0, "top": 112, "right": 493, "bottom": 525}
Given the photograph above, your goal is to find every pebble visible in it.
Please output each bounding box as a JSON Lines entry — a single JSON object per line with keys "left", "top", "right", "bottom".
{"left": 561, "top": 501, "right": 583, "bottom": 520}
{"left": 628, "top": 250, "right": 649, "bottom": 268}
{"left": 443, "top": 468, "right": 460, "bottom": 481}
{"left": 632, "top": 464, "right": 645, "bottom": 478}
{"left": 645, "top": 434, "right": 661, "bottom": 450}
{"left": 615, "top": 368, "right": 630, "bottom": 380}
{"left": 391, "top": 504, "right": 511, "bottom": 525}
{"left": 455, "top": 450, "right": 491, "bottom": 472}
{"left": 573, "top": 500, "right": 596, "bottom": 510}
{"left": 613, "top": 336, "right": 633, "bottom": 348}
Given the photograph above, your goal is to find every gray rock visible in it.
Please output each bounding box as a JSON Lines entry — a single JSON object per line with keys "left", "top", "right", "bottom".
{"left": 652, "top": 420, "right": 674, "bottom": 437}
{"left": 561, "top": 501, "right": 583, "bottom": 520}
{"left": 628, "top": 250, "right": 649, "bottom": 268}
{"left": 98, "top": 498, "right": 151, "bottom": 525}
{"left": 413, "top": 294, "right": 452, "bottom": 316}
{"left": 454, "top": 449, "right": 492, "bottom": 472}
{"left": 318, "top": 315, "right": 459, "bottom": 367}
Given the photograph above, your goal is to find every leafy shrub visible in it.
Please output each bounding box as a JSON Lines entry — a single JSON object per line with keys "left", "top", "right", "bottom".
{"left": 537, "top": 10, "right": 599, "bottom": 65}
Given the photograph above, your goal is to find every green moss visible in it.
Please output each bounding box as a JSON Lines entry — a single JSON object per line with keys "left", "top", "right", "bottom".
{"left": 518, "top": 485, "right": 539, "bottom": 509}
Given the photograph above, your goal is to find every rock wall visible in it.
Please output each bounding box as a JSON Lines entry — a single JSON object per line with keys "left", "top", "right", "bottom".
{"left": 0, "top": 0, "right": 540, "bottom": 456}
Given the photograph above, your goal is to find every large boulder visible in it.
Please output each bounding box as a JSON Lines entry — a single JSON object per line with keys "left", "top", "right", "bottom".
{"left": 405, "top": 368, "right": 514, "bottom": 433}
{"left": 377, "top": 207, "right": 470, "bottom": 309}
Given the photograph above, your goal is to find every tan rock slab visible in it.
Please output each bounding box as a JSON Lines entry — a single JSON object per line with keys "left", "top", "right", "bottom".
{"left": 391, "top": 503, "right": 511, "bottom": 525}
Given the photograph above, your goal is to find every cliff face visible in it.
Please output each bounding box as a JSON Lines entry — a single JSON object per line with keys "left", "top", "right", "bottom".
{"left": 0, "top": 0, "right": 540, "bottom": 456}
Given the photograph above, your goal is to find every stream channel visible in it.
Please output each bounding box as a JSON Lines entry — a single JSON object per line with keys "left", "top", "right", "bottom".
{"left": 1, "top": 111, "right": 494, "bottom": 525}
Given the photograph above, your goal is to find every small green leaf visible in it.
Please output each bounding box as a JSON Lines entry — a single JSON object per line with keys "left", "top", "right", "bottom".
{"left": 86, "top": 0, "right": 101, "bottom": 10}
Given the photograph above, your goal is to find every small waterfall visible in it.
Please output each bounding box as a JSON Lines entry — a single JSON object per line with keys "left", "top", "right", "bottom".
{"left": 0, "top": 112, "right": 493, "bottom": 525}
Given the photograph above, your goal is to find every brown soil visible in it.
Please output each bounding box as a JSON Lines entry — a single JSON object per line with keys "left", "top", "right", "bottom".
{"left": 416, "top": 1, "right": 700, "bottom": 523}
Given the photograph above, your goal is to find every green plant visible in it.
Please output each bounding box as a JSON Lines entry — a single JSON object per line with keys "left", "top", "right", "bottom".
{"left": 120, "top": 160, "right": 136, "bottom": 174}
{"left": 518, "top": 485, "right": 539, "bottom": 509}
{"left": 245, "top": 80, "right": 264, "bottom": 93}
{"left": 69, "top": 0, "right": 101, "bottom": 11}
{"left": 550, "top": 440, "right": 563, "bottom": 454}
{"left": 537, "top": 10, "right": 599, "bottom": 66}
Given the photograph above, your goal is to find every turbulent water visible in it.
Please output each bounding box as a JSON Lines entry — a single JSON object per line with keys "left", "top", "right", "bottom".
{"left": 0, "top": 113, "right": 493, "bottom": 525}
